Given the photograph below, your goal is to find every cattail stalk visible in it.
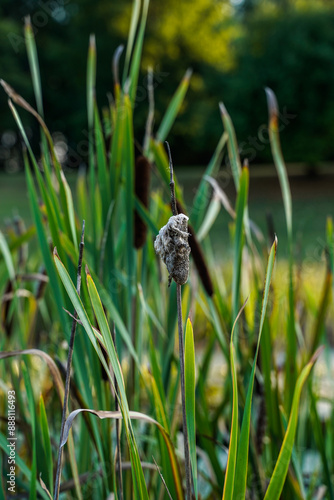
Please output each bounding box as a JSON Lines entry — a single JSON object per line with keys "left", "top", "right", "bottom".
{"left": 165, "top": 142, "right": 192, "bottom": 500}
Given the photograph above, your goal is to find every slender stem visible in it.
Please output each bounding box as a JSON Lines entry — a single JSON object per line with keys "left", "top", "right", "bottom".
{"left": 165, "top": 141, "right": 177, "bottom": 216}
{"left": 54, "top": 221, "right": 85, "bottom": 500}
{"left": 165, "top": 141, "right": 192, "bottom": 499}
{"left": 177, "top": 284, "right": 192, "bottom": 500}
{"left": 112, "top": 323, "right": 123, "bottom": 500}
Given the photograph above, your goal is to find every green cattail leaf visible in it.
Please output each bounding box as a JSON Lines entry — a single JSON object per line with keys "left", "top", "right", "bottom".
{"left": 263, "top": 347, "right": 323, "bottom": 500}
{"left": 327, "top": 217, "right": 334, "bottom": 270}
{"left": 38, "top": 396, "right": 53, "bottom": 497}
{"left": 309, "top": 387, "right": 334, "bottom": 500}
{"left": 310, "top": 267, "right": 332, "bottom": 354}
{"left": 232, "top": 237, "right": 277, "bottom": 500}
{"left": 265, "top": 88, "right": 292, "bottom": 240}
{"left": 22, "top": 363, "right": 37, "bottom": 500}
{"left": 24, "top": 16, "right": 48, "bottom": 158}
{"left": 54, "top": 251, "right": 149, "bottom": 498}
{"left": 222, "top": 301, "right": 247, "bottom": 500}
{"left": 24, "top": 18, "right": 43, "bottom": 116}
{"left": 94, "top": 102, "right": 110, "bottom": 218}
{"left": 128, "top": 0, "right": 149, "bottom": 105}
{"left": 156, "top": 68, "right": 192, "bottom": 143}
{"left": 0, "top": 231, "right": 15, "bottom": 281}
{"left": 60, "top": 172, "right": 78, "bottom": 249}
{"left": 232, "top": 165, "right": 249, "bottom": 321}
{"left": 0, "top": 434, "right": 49, "bottom": 499}
{"left": 25, "top": 157, "right": 67, "bottom": 329}
{"left": 122, "top": 0, "right": 141, "bottom": 85}
{"left": 185, "top": 319, "right": 198, "bottom": 499}
{"left": 265, "top": 87, "right": 296, "bottom": 411}
{"left": 196, "top": 194, "right": 221, "bottom": 242}
{"left": 191, "top": 132, "right": 227, "bottom": 231}
{"left": 219, "top": 103, "right": 242, "bottom": 191}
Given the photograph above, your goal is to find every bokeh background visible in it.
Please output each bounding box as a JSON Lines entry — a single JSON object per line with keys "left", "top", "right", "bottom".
{"left": 1, "top": 0, "right": 334, "bottom": 256}
{"left": 2, "top": 0, "right": 334, "bottom": 167}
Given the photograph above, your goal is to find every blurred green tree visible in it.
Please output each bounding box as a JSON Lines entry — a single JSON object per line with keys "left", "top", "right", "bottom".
{"left": 1, "top": 0, "right": 334, "bottom": 168}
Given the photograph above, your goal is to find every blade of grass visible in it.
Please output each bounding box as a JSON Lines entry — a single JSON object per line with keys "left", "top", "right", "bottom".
{"left": 263, "top": 347, "right": 324, "bottom": 500}
{"left": 185, "top": 319, "right": 198, "bottom": 499}
{"left": 219, "top": 103, "right": 241, "bottom": 191}
{"left": 309, "top": 387, "right": 334, "bottom": 500}
{"left": 310, "top": 266, "right": 332, "bottom": 354}
{"left": 0, "top": 231, "right": 15, "bottom": 281}
{"left": 149, "top": 375, "right": 182, "bottom": 500}
{"left": 60, "top": 408, "right": 183, "bottom": 500}
{"left": 0, "top": 433, "right": 49, "bottom": 499}
{"left": 122, "top": 0, "right": 141, "bottom": 85}
{"left": 39, "top": 396, "right": 53, "bottom": 497}
{"left": 123, "top": 93, "right": 136, "bottom": 337}
{"left": 196, "top": 193, "right": 221, "bottom": 242}
{"left": 222, "top": 299, "right": 248, "bottom": 500}
{"left": 60, "top": 171, "right": 78, "bottom": 249}
{"left": 24, "top": 16, "right": 48, "bottom": 158}
{"left": 327, "top": 217, "right": 334, "bottom": 274}
{"left": 54, "top": 223, "right": 85, "bottom": 500}
{"left": 22, "top": 362, "right": 37, "bottom": 500}
{"left": 24, "top": 18, "right": 43, "bottom": 116}
{"left": 191, "top": 132, "right": 227, "bottom": 231}
{"left": 54, "top": 251, "right": 149, "bottom": 498}
{"left": 24, "top": 153, "right": 67, "bottom": 329}
{"left": 94, "top": 102, "right": 110, "bottom": 218}
{"left": 156, "top": 69, "right": 192, "bottom": 143}
{"left": 232, "top": 165, "right": 249, "bottom": 323}
{"left": 128, "top": 0, "right": 149, "bottom": 105}
{"left": 232, "top": 237, "right": 277, "bottom": 500}
{"left": 265, "top": 87, "right": 296, "bottom": 410}
{"left": 86, "top": 34, "right": 97, "bottom": 261}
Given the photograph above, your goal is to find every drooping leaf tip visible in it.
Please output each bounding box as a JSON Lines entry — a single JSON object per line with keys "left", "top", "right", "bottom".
{"left": 53, "top": 247, "right": 59, "bottom": 258}
{"left": 231, "top": 297, "right": 249, "bottom": 340}
{"left": 265, "top": 87, "right": 279, "bottom": 121}
{"left": 24, "top": 15, "right": 31, "bottom": 28}
{"left": 219, "top": 102, "right": 227, "bottom": 116}
{"left": 310, "top": 345, "right": 325, "bottom": 365}
{"left": 112, "top": 45, "right": 124, "bottom": 86}
{"left": 89, "top": 33, "right": 96, "bottom": 49}
{"left": 185, "top": 68, "right": 193, "bottom": 81}
{"left": 85, "top": 264, "right": 91, "bottom": 277}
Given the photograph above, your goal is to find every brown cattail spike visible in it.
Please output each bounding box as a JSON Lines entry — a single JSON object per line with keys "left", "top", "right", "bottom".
{"left": 176, "top": 200, "right": 214, "bottom": 297}
{"left": 134, "top": 155, "right": 151, "bottom": 249}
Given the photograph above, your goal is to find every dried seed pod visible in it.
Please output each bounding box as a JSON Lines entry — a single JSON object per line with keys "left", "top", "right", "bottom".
{"left": 176, "top": 201, "right": 214, "bottom": 297}
{"left": 154, "top": 214, "right": 191, "bottom": 286}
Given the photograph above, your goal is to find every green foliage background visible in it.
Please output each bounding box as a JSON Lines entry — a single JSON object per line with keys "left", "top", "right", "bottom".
{"left": 1, "top": 0, "right": 334, "bottom": 166}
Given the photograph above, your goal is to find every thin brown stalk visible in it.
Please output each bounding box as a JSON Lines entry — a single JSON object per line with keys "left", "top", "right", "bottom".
{"left": 165, "top": 141, "right": 192, "bottom": 500}
{"left": 152, "top": 456, "right": 174, "bottom": 500}
{"left": 54, "top": 221, "right": 85, "bottom": 500}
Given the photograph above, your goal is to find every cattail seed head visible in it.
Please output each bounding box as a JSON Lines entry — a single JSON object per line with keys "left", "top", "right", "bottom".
{"left": 176, "top": 201, "right": 214, "bottom": 297}
{"left": 154, "top": 214, "right": 191, "bottom": 286}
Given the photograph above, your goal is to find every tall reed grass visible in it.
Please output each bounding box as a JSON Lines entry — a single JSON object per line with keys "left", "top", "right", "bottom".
{"left": 0, "top": 2, "right": 333, "bottom": 499}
